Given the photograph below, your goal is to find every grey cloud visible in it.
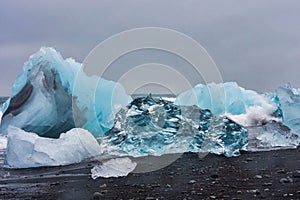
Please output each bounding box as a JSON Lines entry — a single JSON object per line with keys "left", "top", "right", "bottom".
{"left": 0, "top": 0, "right": 300, "bottom": 95}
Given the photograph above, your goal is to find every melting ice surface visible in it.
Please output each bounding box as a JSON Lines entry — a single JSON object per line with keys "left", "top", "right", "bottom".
{"left": 101, "top": 96, "right": 248, "bottom": 157}
{"left": 248, "top": 121, "right": 300, "bottom": 151}
{"left": 0, "top": 47, "right": 300, "bottom": 171}
{"left": 91, "top": 157, "right": 137, "bottom": 179}
{"left": 5, "top": 127, "right": 101, "bottom": 168}
{"left": 175, "top": 82, "right": 282, "bottom": 126}
{"left": 0, "top": 47, "right": 131, "bottom": 138}
{"left": 276, "top": 83, "right": 300, "bottom": 135}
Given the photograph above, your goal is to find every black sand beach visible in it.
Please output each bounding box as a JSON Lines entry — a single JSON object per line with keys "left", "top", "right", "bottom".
{"left": 0, "top": 148, "right": 300, "bottom": 200}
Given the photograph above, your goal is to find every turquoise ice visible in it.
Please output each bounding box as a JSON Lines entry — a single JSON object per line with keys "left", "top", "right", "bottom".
{"left": 101, "top": 96, "right": 248, "bottom": 157}
{"left": 175, "top": 82, "right": 278, "bottom": 116}
{"left": 0, "top": 47, "right": 132, "bottom": 138}
{"left": 276, "top": 83, "right": 300, "bottom": 135}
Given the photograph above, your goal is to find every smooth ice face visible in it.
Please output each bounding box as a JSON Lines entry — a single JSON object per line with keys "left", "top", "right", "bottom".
{"left": 5, "top": 126, "right": 101, "bottom": 168}
{"left": 100, "top": 96, "right": 248, "bottom": 157}
{"left": 0, "top": 47, "right": 131, "bottom": 137}
{"left": 175, "top": 82, "right": 280, "bottom": 126}
{"left": 276, "top": 83, "right": 300, "bottom": 135}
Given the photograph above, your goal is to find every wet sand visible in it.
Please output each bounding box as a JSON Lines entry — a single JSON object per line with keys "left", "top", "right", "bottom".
{"left": 0, "top": 148, "right": 300, "bottom": 200}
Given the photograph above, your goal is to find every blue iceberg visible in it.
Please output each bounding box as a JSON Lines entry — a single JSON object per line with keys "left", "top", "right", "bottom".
{"left": 100, "top": 95, "right": 248, "bottom": 157}
{"left": 1, "top": 47, "right": 300, "bottom": 169}
{"left": 175, "top": 82, "right": 265, "bottom": 115}
{"left": 0, "top": 47, "right": 132, "bottom": 138}
{"left": 276, "top": 83, "right": 300, "bottom": 135}
{"left": 175, "top": 82, "right": 282, "bottom": 127}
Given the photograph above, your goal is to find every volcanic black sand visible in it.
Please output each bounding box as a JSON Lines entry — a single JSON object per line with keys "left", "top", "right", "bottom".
{"left": 0, "top": 148, "right": 300, "bottom": 200}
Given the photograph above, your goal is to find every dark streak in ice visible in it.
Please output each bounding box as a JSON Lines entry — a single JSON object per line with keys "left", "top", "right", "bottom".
{"left": 3, "top": 82, "right": 33, "bottom": 117}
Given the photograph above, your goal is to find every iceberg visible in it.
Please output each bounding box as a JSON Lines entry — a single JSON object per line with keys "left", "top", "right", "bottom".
{"left": 276, "top": 83, "right": 300, "bottom": 135}
{"left": 0, "top": 47, "right": 132, "bottom": 138}
{"left": 1, "top": 47, "right": 300, "bottom": 170}
{"left": 248, "top": 120, "right": 300, "bottom": 151}
{"left": 100, "top": 95, "right": 248, "bottom": 157}
{"left": 91, "top": 157, "right": 137, "bottom": 179}
{"left": 5, "top": 126, "right": 101, "bottom": 168}
{"left": 175, "top": 82, "right": 281, "bottom": 126}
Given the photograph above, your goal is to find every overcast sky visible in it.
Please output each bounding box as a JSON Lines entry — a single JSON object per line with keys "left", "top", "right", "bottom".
{"left": 0, "top": 0, "right": 300, "bottom": 96}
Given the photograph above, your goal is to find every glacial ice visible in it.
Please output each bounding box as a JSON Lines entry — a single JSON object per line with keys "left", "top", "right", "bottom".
{"left": 175, "top": 82, "right": 281, "bottom": 126}
{"left": 0, "top": 47, "right": 131, "bottom": 138}
{"left": 91, "top": 157, "right": 137, "bottom": 179}
{"left": 5, "top": 126, "right": 101, "bottom": 168}
{"left": 100, "top": 95, "right": 248, "bottom": 157}
{"left": 1, "top": 46, "right": 300, "bottom": 170}
{"left": 276, "top": 83, "right": 300, "bottom": 135}
{"left": 248, "top": 121, "right": 300, "bottom": 151}
{"left": 0, "top": 136, "right": 7, "bottom": 150}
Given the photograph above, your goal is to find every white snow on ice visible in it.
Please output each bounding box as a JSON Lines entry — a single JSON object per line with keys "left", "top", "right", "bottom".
{"left": 223, "top": 97, "right": 281, "bottom": 127}
{"left": 161, "top": 97, "right": 176, "bottom": 102}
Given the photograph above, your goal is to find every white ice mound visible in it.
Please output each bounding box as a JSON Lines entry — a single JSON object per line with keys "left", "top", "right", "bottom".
{"left": 0, "top": 47, "right": 132, "bottom": 137}
{"left": 276, "top": 83, "right": 300, "bottom": 135}
{"left": 175, "top": 82, "right": 280, "bottom": 126}
{"left": 5, "top": 127, "right": 101, "bottom": 168}
{"left": 91, "top": 157, "right": 137, "bottom": 179}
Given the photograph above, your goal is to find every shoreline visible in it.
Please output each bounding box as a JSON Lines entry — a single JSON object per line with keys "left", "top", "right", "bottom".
{"left": 0, "top": 148, "right": 299, "bottom": 199}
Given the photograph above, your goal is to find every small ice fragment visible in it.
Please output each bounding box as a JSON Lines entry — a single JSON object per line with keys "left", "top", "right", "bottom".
{"left": 91, "top": 157, "right": 137, "bottom": 179}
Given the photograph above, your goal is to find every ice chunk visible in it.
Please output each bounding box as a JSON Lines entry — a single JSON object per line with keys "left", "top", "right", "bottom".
{"left": 0, "top": 136, "right": 7, "bottom": 149}
{"left": 100, "top": 95, "right": 248, "bottom": 157}
{"left": 175, "top": 82, "right": 279, "bottom": 122}
{"left": 91, "top": 157, "right": 137, "bottom": 179}
{"left": 276, "top": 83, "right": 300, "bottom": 135}
{"left": 5, "top": 126, "right": 101, "bottom": 168}
{"left": 0, "top": 47, "right": 131, "bottom": 137}
{"left": 248, "top": 121, "right": 300, "bottom": 151}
